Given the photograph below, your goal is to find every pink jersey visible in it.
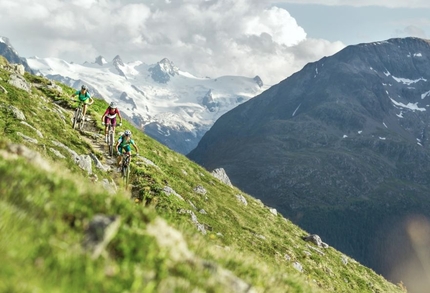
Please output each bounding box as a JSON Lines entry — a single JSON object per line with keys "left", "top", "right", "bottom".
{"left": 104, "top": 107, "right": 120, "bottom": 118}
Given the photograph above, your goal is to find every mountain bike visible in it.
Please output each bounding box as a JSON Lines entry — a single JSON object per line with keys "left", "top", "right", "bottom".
{"left": 104, "top": 122, "right": 121, "bottom": 157}
{"left": 120, "top": 153, "right": 131, "bottom": 189}
{"left": 72, "top": 101, "right": 85, "bottom": 130}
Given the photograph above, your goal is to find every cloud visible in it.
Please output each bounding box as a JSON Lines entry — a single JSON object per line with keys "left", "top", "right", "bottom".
{"left": 0, "top": 0, "right": 345, "bottom": 85}
{"left": 393, "top": 25, "right": 427, "bottom": 39}
{"left": 271, "top": 0, "right": 430, "bottom": 8}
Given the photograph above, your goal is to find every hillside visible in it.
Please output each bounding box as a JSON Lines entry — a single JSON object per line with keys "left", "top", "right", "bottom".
{"left": 187, "top": 37, "right": 430, "bottom": 292}
{"left": 25, "top": 54, "right": 265, "bottom": 155}
{"left": 0, "top": 56, "right": 405, "bottom": 292}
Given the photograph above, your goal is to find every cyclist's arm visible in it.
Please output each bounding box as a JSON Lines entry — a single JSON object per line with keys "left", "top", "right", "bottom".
{"left": 101, "top": 108, "right": 108, "bottom": 122}
{"left": 132, "top": 142, "right": 139, "bottom": 153}
{"left": 70, "top": 91, "right": 77, "bottom": 99}
{"left": 88, "top": 97, "right": 94, "bottom": 105}
{"left": 117, "top": 109, "right": 123, "bottom": 123}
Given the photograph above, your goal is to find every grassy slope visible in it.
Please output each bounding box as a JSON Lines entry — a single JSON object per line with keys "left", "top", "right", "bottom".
{"left": 0, "top": 57, "right": 406, "bottom": 293}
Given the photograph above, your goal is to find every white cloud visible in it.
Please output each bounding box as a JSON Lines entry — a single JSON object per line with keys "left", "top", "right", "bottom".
{"left": 0, "top": 0, "right": 345, "bottom": 85}
{"left": 271, "top": 0, "right": 430, "bottom": 8}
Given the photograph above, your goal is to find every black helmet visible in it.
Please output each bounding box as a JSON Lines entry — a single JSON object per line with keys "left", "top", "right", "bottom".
{"left": 81, "top": 85, "right": 87, "bottom": 90}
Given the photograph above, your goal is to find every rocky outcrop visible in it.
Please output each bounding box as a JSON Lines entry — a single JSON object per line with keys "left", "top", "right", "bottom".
{"left": 0, "top": 36, "right": 33, "bottom": 73}
{"left": 211, "top": 167, "right": 232, "bottom": 186}
{"left": 202, "top": 90, "right": 218, "bottom": 112}
{"left": 148, "top": 58, "right": 178, "bottom": 83}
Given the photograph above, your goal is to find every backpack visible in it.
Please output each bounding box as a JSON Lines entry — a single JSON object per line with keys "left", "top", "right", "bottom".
{"left": 78, "top": 91, "right": 90, "bottom": 101}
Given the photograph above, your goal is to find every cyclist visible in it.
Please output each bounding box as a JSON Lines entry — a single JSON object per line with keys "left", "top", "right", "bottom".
{"left": 115, "top": 129, "right": 139, "bottom": 170}
{"left": 101, "top": 102, "right": 123, "bottom": 143}
{"left": 70, "top": 85, "right": 94, "bottom": 121}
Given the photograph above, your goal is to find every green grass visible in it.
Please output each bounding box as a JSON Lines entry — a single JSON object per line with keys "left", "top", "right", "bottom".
{"left": 0, "top": 60, "right": 406, "bottom": 293}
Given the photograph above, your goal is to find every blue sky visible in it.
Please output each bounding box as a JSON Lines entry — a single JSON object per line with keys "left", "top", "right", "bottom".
{"left": 1, "top": 0, "right": 429, "bottom": 85}
{"left": 276, "top": 3, "right": 430, "bottom": 45}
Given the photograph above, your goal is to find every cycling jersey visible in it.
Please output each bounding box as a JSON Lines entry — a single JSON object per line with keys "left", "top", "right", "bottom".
{"left": 118, "top": 135, "right": 135, "bottom": 153}
{"left": 104, "top": 107, "right": 120, "bottom": 119}
{"left": 75, "top": 90, "right": 91, "bottom": 102}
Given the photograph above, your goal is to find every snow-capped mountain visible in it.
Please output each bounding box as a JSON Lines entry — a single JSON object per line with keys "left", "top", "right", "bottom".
{"left": 27, "top": 55, "right": 266, "bottom": 154}
{"left": 0, "top": 37, "right": 33, "bottom": 73}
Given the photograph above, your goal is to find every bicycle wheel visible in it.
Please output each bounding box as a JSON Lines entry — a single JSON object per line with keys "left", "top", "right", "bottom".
{"left": 122, "top": 155, "right": 131, "bottom": 189}
{"left": 72, "top": 108, "right": 80, "bottom": 129}
{"left": 108, "top": 128, "right": 114, "bottom": 156}
{"left": 124, "top": 164, "right": 130, "bottom": 189}
{"left": 78, "top": 110, "right": 85, "bottom": 130}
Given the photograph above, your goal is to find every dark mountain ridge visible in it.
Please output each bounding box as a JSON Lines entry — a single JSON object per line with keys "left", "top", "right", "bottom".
{"left": 188, "top": 37, "right": 430, "bottom": 292}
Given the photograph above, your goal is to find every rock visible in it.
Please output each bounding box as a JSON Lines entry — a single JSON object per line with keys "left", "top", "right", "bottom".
{"left": 178, "top": 209, "right": 207, "bottom": 235}
{"left": 16, "top": 132, "right": 37, "bottom": 144}
{"left": 269, "top": 208, "right": 277, "bottom": 216}
{"left": 302, "top": 234, "right": 329, "bottom": 248}
{"left": 211, "top": 168, "right": 232, "bottom": 186}
{"left": 193, "top": 185, "right": 207, "bottom": 195}
{"left": 293, "top": 261, "right": 303, "bottom": 272}
{"left": 20, "top": 121, "right": 43, "bottom": 138}
{"left": 8, "top": 73, "right": 31, "bottom": 92}
{"left": 162, "top": 186, "right": 184, "bottom": 201}
{"left": 102, "top": 179, "right": 117, "bottom": 195}
{"left": 4, "top": 143, "right": 50, "bottom": 171}
{"left": 9, "top": 105, "right": 26, "bottom": 120}
{"left": 13, "top": 64, "right": 25, "bottom": 75}
{"left": 236, "top": 194, "right": 248, "bottom": 206}
{"left": 82, "top": 214, "right": 121, "bottom": 259}
{"left": 49, "top": 147, "right": 66, "bottom": 159}
{"left": 146, "top": 218, "right": 255, "bottom": 293}
{"left": 89, "top": 153, "right": 110, "bottom": 172}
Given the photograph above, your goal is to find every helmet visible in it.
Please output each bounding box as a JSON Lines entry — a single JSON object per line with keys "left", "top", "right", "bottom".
{"left": 124, "top": 130, "right": 131, "bottom": 136}
{"left": 81, "top": 85, "right": 87, "bottom": 90}
{"left": 109, "top": 102, "right": 116, "bottom": 108}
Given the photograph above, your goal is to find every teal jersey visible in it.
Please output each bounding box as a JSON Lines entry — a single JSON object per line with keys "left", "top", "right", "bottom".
{"left": 75, "top": 90, "right": 91, "bottom": 101}
{"left": 118, "top": 136, "right": 135, "bottom": 148}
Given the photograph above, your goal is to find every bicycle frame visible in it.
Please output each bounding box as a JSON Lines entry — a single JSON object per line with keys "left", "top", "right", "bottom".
{"left": 72, "top": 101, "right": 85, "bottom": 130}
{"left": 107, "top": 123, "right": 115, "bottom": 156}
{"left": 121, "top": 152, "right": 131, "bottom": 189}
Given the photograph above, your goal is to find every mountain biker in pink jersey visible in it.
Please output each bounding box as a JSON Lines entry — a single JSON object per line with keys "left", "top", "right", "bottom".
{"left": 101, "top": 102, "right": 123, "bottom": 143}
{"left": 70, "top": 85, "right": 94, "bottom": 120}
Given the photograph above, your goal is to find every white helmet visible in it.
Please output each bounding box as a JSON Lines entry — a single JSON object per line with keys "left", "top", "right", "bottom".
{"left": 109, "top": 102, "right": 116, "bottom": 108}
{"left": 124, "top": 130, "right": 131, "bottom": 136}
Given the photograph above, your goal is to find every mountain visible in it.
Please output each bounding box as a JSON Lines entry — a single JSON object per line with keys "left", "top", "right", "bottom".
{"left": 188, "top": 37, "right": 430, "bottom": 292}
{"left": 24, "top": 54, "right": 265, "bottom": 155}
{"left": 0, "top": 56, "right": 405, "bottom": 292}
{"left": 0, "top": 36, "right": 33, "bottom": 73}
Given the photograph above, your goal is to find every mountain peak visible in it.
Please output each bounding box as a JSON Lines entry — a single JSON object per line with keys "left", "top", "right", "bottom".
{"left": 148, "top": 58, "right": 179, "bottom": 84}
{"left": 0, "top": 36, "right": 33, "bottom": 73}
{"left": 112, "top": 55, "right": 124, "bottom": 66}
{"left": 94, "top": 55, "right": 107, "bottom": 66}
{"left": 253, "top": 75, "right": 263, "bottom": 87}
{"left": 0, "top": 36, "right": 13, "bottom": 47}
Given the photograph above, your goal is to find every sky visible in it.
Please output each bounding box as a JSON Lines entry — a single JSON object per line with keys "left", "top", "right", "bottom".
{"left": 1, "top": 0, "right": 430, "bottom": 86}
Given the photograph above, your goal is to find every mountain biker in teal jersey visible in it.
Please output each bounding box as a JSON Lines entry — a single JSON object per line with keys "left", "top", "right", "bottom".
{"left": 115, "top": 129, "right": 139, "bottom": 169}
{"left": 70, "top": 85, "right": 94, "bottom": 120}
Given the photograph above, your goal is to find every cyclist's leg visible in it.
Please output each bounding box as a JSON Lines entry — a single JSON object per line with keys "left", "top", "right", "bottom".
{"left": 111, "top": 117, "right": 117, "bottom": 135}
{"left": 82, "top": 101, "right": 88, "bottom": 118}
{"left": 104, "top": 117, "right": 110, "bottom": 142}
{"left": 104, "top": 117, "right": 109, "bottom": 135}
{"left": 124, "top": 145, "right": 132, "bottom": 163}
{"left": 117, "top": 147, "right": 123, "bottom": 167}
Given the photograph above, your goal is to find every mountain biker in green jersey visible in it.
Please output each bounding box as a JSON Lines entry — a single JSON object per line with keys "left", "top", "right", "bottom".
{"left": 70, "top": 85, "right": 94, "bottom": 120}
{"left": 115, "top": 129, "right": 139, "bottom": 169}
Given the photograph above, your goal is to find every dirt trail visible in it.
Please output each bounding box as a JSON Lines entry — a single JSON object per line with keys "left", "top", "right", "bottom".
{"left": 63, "top": 105, "right": 133, "bottom": 195}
